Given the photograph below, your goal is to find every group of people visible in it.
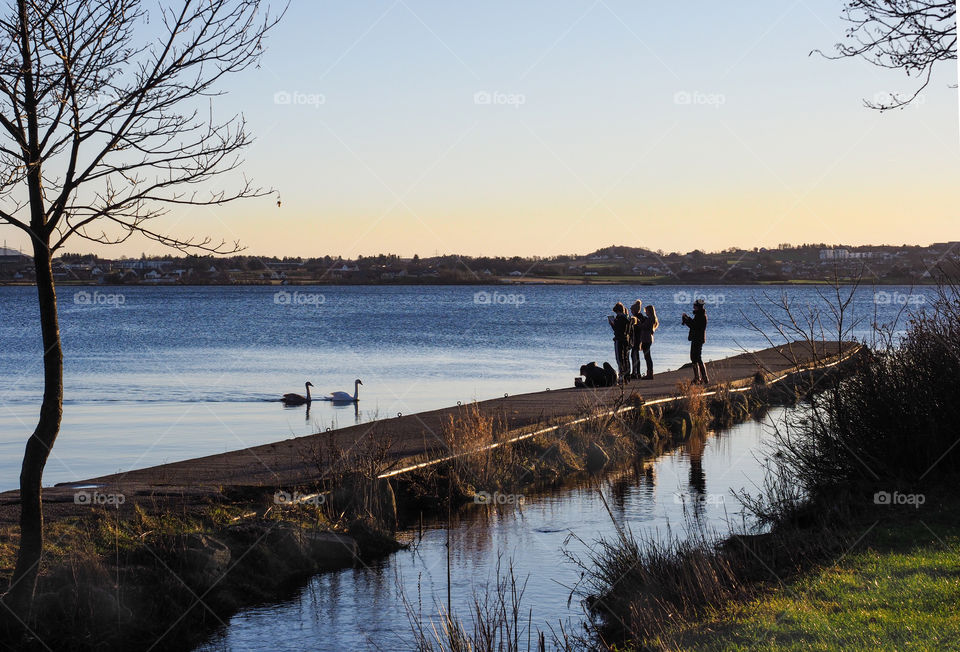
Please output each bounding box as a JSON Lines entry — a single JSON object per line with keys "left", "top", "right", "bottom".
{"left": 608, "top": 299, "right": 659, "bottom": 381}
{"left": 605, "top": 297, "right": 710, "bottom": 385}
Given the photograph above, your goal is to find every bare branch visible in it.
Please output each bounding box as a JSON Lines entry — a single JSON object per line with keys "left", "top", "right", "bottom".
{"left": 814, "top": 0, "right": 956, "bottom": 109}
{"left": 0, "top": 0, "right": 285, "bottom": 253}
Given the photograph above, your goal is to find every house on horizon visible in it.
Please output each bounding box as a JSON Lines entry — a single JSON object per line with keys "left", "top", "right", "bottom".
{"left": 819, "top": 248, "right": 850, "bottom": 261}
{"left": 0, "top": 246, "right": 31, "bottom": 274}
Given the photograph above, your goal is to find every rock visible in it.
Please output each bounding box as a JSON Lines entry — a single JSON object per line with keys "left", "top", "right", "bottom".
{"left": 586, "top": 442, "right": 609, "bottom": 472}
{"left": 266, "top": 525, "right": 310, "bottom": 564}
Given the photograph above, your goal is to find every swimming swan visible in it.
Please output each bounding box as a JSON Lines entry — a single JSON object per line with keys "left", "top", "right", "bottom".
{"left": 325, "top": 379, "right": 362, "bottom": 403}
{"left": 282, "top": 381, "right": 313, "bottom": 405}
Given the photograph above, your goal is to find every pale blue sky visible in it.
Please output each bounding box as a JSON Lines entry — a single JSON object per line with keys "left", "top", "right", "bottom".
{"left": 4, "top": 0, "right": 958, "bottom": 258}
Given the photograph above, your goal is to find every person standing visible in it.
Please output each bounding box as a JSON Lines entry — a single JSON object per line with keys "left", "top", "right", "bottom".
{"left": 608, "top": 302, "right": 633, "bottom": 383}
{"left": 681, "top": 299, "right": 709, "bottom": 384}
{"left": 629, "top": 300, "right": 645, "bottom": 379}
{"left": 637, "top": 303, "right": 659, "bottom": 379}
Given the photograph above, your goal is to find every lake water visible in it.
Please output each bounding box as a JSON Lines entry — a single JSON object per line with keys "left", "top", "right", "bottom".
{"left": 0, "top": 284, "right": 930, "bottom": 490}
{"left": 196, "top": 408, "right": 783, "bottom": 651}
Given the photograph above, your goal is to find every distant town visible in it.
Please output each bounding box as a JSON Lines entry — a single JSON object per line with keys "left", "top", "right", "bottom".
{"left": 1, "top": 243, "right": 957, "bottom": 286}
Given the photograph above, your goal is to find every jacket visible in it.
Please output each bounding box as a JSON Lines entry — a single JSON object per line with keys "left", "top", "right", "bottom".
{"left": 637, "top": 315, "right": 657, "bottom": 346}
{"left": 682, "top": 309, "right": 707, "bottom": 344}
{"left": 610, "top": 313, "right": 633, "bottom": 342}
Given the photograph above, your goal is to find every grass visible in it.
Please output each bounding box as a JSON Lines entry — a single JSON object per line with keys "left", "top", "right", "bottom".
{"left": 757, "top": 279, "right": 831, "bottom": 285}
{"left": 581, "top": 277, "right": 960, "bottom": 650}
{"left": 0, "top": 493, "right": 368, "bottom": 651}
{"left": 401, "top": 383, "right": 733, "bottom": 514}
{"left": 657, "top": 507, "right": 960, "bottom": 651}
{"left": 519, "top": 274, "right": 667, "bottom": 284}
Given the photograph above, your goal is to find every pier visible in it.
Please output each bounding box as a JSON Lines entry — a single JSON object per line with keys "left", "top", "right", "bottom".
{"left": 21, "top": 340, "right": 860, "bottom": 501}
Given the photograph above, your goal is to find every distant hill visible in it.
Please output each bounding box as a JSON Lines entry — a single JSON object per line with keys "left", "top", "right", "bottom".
{"left": 585, "top": 245, "right": 660, "bottom": 259}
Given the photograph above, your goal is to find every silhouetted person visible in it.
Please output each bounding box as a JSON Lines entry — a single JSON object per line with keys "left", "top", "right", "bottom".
{"left": 601, "top": 361, "right": 617, "bottom": 387}
{"left": 577, "top": 361, "right": 617, "bottom": 388}
{"left": 681, "top": 299, "right": 709, "bottom": 384}
{"left": 629, "top": 300, "right": 645, "bottom": 379}
{"left": 686, "top": 434, "right": 707, "bottom": 517}
{"left": 608, "top": 302, "right": 633, "bottom": 383}
{"left": 637, "top": 304, "right": 659, "bottom": 379}
{"left": 688, "top": 436, "right": 706, "bottom": 497}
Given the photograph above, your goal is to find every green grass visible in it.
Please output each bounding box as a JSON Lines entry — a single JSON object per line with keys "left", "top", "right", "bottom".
{"left": 654, "top": 509, "right": 960, "bottom": 651}
{"left": 757, "top": 279, "right": 830, "bottom": 285}
{"left": 578, "top": 274, "right": 665, "bottom": 283}
{"left": 515, "top": 274, "right": 668, "bottom": 284}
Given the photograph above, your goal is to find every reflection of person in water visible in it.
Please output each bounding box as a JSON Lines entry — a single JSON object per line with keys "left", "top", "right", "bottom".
{"left": 685, "top": 433, "right": 707, "bottom": 516}
{"left": 688, "top": 440, "right": 706, "bottom": 497}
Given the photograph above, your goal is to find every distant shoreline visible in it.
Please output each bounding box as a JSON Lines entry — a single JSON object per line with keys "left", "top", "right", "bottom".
{"left": 0, "top": 278, "right": 938, "bottom": 287}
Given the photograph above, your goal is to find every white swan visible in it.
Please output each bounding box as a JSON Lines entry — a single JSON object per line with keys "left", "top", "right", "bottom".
{"left": 282, "top": 381, "right": 313, "bottom": 406}
{"left": 324, "top": 379, "right": 362, "bottom": 403}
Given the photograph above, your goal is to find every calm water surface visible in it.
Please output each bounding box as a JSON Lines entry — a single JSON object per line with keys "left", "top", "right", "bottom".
{"left": 196, "top": 409, "right": 783, "bottom": 651}
{"left": 0, "top": 284, "right": 928, "bottom": 490}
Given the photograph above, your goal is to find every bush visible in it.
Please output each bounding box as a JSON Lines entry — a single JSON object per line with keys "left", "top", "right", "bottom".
{"left": 767, "top": 280, "right": 960, "bottom": 507}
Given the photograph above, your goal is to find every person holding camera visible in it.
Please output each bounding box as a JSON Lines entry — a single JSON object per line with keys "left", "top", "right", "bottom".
{"left": 608, "top": 302, "right": 633, "bottom": 383}
{"left": 681, "top": 298, "right": 709, "bottom": 385}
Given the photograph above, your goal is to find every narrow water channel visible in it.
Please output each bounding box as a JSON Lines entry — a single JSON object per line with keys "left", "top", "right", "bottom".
{"left": 197, "top": 408, "right": 783, "bottom": 651}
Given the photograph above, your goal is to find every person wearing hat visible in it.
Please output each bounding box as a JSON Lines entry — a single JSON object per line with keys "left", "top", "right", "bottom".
{"left": 681, "top": 299, "right": 709, "bottom": 384}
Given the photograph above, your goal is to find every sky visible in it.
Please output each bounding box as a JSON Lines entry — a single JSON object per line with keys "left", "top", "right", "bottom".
{"left": 2, "top": 0, "right": 958, "bottom": 259}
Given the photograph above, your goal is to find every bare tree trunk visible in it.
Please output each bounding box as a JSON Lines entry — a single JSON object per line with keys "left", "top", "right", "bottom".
{"left": 4, "top": 241, "right": 63, "bottom": 619}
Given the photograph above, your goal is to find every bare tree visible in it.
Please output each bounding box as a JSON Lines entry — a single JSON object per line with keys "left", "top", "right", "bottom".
{"left": 0, "top": 0, "right": 281, "bottom": 620}
{"left": 817, "top": 0, "right": 956, "bottom": 109}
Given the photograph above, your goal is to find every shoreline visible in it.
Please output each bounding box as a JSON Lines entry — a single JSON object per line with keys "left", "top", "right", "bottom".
{"left": 0, "top": 279, "right": 939, "bottom": 287}
{"left": 0, "top": 341, "right": 863, "bottom": 650}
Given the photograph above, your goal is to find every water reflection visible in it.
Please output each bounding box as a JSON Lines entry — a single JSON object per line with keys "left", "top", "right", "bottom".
{"left": 197, "top": 408, "right": 780, "bottom": 651}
